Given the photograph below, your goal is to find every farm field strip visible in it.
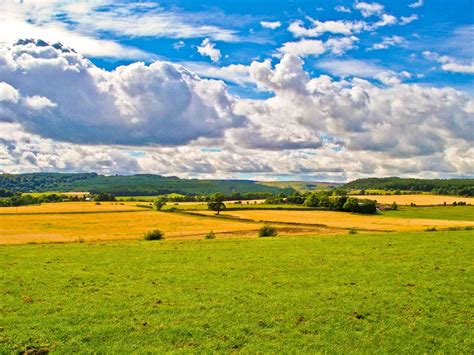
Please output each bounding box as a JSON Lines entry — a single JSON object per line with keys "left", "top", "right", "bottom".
{"left": 351, "top": 194, "right": 474, "bottom": 206}
{"left": 0, "top": 202, "right": 148, "bottom": 214}
{"left": 383, "top": 206, "right": 474, "bottom": 221}
{"left": 0, "top": 210, "right": 343, "bottom": 244}
{"left": 195, "top": 210, "right": 474, "bottom": 232}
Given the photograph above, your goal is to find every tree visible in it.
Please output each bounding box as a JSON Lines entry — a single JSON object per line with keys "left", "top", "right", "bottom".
{"left": 343, "top": 198, "right": 359, "bottom": 213}
{"left": 153, "top": 197, "right": 166, "bottom": 210}
{"left": 207, "top": 193, "right": 226, "bottom": 215}
{"left": 304, "top": 193, "right": 320, "bottom": 207}
{"left": 358, "top": 199, "right": 377, "bottom": 214}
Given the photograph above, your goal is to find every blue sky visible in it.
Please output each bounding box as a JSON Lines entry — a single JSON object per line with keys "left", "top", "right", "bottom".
{"left": 86, "top": 0, "right": 474, "bottom": 93}
{"left": 0, "top": 0, "right": 472, "bottom": 180}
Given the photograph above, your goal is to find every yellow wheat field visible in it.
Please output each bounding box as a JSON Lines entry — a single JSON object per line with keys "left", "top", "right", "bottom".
{"left": 196, "top": 210, "right": 474, "bottom": 232}
{"left": 0, "top": 201, "right": 149, "bottom": 214}
{"left": 0, "top": 209, "right": 342, "bottom": 244}
{"left": 352, "top": 194, "right": 474, "bottom": 206}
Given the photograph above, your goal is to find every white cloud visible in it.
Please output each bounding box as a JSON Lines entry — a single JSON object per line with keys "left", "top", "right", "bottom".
{"left": 288, "top": 19, "right": 365, "bottom": 37}
{"left": 0, "top": 82, "right": 19, "bottom": 103}
{"left": 173, "top": 40, "right": 185, "bottom": 50}
{"left": 423, "top": 51, "right": 474, "bottom": 74}
{"left": 180, "top": 62, "right": 252, "bottom": 86}
{"left": 0, "top": 1, "right": 153, "bottom": 60}
{"left": 368, "top": 35, "right": 405, "bottom": 50}
{"left": 71, "top": 2, "right": 240, "bottom": 42}
{"left": 197, "top": 38, "right": 221, "bottom": 62}
{"left": 335, "top": 6, "right": 352, "bottom": 13}
{"left": 354, "top": 2, "right": 384, "bottom": 17}
{"left": 0, "top": 40, "right": 472, "bottom": 179}
{"left": 0, "top": 40, "right": 243, "bottom": 146}
{"left": 400, "top": 14, "right": 418, "bottom": 25}
{"left": 316, "top": 59, "right": 408, "bottom": 85}
{"left": 277, "top": 39, "right": 326, "bottom": 58}
{"left": 371, "top": 14, "right": 398, "bottom": 29}
{"left": 326, "top": 36, "right": 359, "bottom": 55}
{"left": 409, "top": 0, "right": 424, "bottom": 8}
{"left": 247, "top": 56, "right": 473, "bottom": 161}
{"left": 23, "top": 96, "right": 57, "bottom": 110}
{"left": 260, "top": 21, "right": 281, "bottom": 29}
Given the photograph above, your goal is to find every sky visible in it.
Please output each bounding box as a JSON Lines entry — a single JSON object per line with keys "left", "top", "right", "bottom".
{"left": 0, "top": 0, "right": 473, "bottom": 181}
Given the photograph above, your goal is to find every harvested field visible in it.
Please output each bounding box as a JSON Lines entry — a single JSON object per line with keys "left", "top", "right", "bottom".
{"left": 196, "top": 209, "right": 474, "bottom": 232}
{"left": 0, "top": 210, "right": 342, "bottom": 244}
{"left": 0, "top": 201, "right": 148, "bottom": 214}
{"left": 352, "top": 194, "right": 474, "bottom": 206}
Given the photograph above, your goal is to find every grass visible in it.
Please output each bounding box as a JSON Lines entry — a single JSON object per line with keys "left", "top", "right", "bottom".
{"left": 351, "top": 194, "right": 474, "bottom": 206}
{"left": 196, "top": 209, "right": 474, "bottom": 232}
{"left": 1, "top": 231, "right": 472, "bottom": 353}
{"left": 383, "top": 205, "right": 474, "bottom": 221}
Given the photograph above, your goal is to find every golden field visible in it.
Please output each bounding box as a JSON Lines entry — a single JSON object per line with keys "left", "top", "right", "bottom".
{"left": 0, "top": 201, "right": 148, "bottom": 214}
{"left": 0, "top": 207, "right": 341, "bottom": 244}
{"left": 352, "top": 194, "right": 474, "bottom": 206}
{"left": 196, "top": 209, "right": 474, "bottom": 232}
{"left": 2, "top": 201, "right": 473, "bottom": 245}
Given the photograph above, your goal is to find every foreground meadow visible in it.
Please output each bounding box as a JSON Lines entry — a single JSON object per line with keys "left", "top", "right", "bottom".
{"left": 1, "top": 231, "right": 472, "bottom": 353}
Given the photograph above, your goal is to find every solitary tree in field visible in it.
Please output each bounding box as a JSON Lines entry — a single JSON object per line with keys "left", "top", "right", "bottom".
{"left": 153, "top": 197, "right": 166, "bottom": 210}
{"left": 207, "top": 193, "right": 226, "bottom": 215}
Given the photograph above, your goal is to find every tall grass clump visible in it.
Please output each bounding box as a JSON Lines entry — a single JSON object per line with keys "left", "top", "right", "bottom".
{"left": 204, "top": 231, "right": 216, "bottom": 239}
{"left": 143, "top": 229, "right": 164, "bottom": 241}
{"left": 259, "top": 224, "right": 278, "bottom": 237}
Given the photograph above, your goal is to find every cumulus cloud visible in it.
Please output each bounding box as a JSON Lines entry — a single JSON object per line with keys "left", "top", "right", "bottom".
{"left": 409, "top": 0, "right": 424, "bottom": 8}
{"left": 326, "top": 36, "right": 360, "bottom": 55}
{"left": 260, "top": 21, "right": 281, "bottom": 29}
{"left": 0, "top": 82, "right": 19, "bottom": 103}
{"left": 368, "top": 35, "right": 405, "bottom": 50}
{"left": 277, "top": 39, "right": 326, "bottom": 58}
{"left": 1, "top": 41, "right": 473, "bottom": 179}
{"left": 246, "top": 55, "right": 473, "bottom": 160}
{"left": 181, "top": 62, "right": 252, "bottom": 86}
{"left": 354, "top": 2, "right": 384, "bottom": 17}
{"left": 173, "top": 40, "right": 185, "bottom": 50}
{"left": 197, "top": 38, "right": 221, "bottom": 62}
{"left": 288, "top": 19, "right": 365, "bottom": 37}
{"left": 400, "top": 14, "right": 418, "bottom": 25}
{"left": 0, "top": 39, "right": 244, "bottom": 146}
{"left": 335, "top": 6, "right": 352, "bottom": 13}
{"left": 423, "top": 51, "right": 474, "bottom": 74}
{"left": 316, "top": 59, "right": 407, "bottom": 85}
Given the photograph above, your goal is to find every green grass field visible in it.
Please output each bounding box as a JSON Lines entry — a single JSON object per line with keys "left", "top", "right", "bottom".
{"left": 383, "top": 205, "right": 474, "bottom": 221}
{"left": 1, "top": 231, "right": 472, "bottom": 353}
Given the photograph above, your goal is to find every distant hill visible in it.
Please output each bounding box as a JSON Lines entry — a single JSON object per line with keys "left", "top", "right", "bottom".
{"left": 258, "top": 181, "right": 342, "bottom": 192}
{"left": 0, "top": 173, "right": 293, "bottom": 196}
{"left": 344, "top": 177, "right": 474, "bottom": 196}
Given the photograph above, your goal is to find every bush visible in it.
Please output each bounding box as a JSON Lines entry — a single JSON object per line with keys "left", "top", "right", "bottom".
{"left": 204, "top": 231, "right": 216, "bottom": 239}
{"left": 348, "top": 229, "right": 358, "bottom": 234}
{"left": 259, "top": 224, "right": 278, "bottom": 237}
{"left": 143, "top": 229, "right": 164, "bottom": 240}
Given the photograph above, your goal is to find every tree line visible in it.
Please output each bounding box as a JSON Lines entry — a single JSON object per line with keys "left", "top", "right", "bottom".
{"left": 264, "top": 191, "right": 378, "bottom": 214}
{"left": 344, "top": 177, "right": 474, "bottom": 196}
